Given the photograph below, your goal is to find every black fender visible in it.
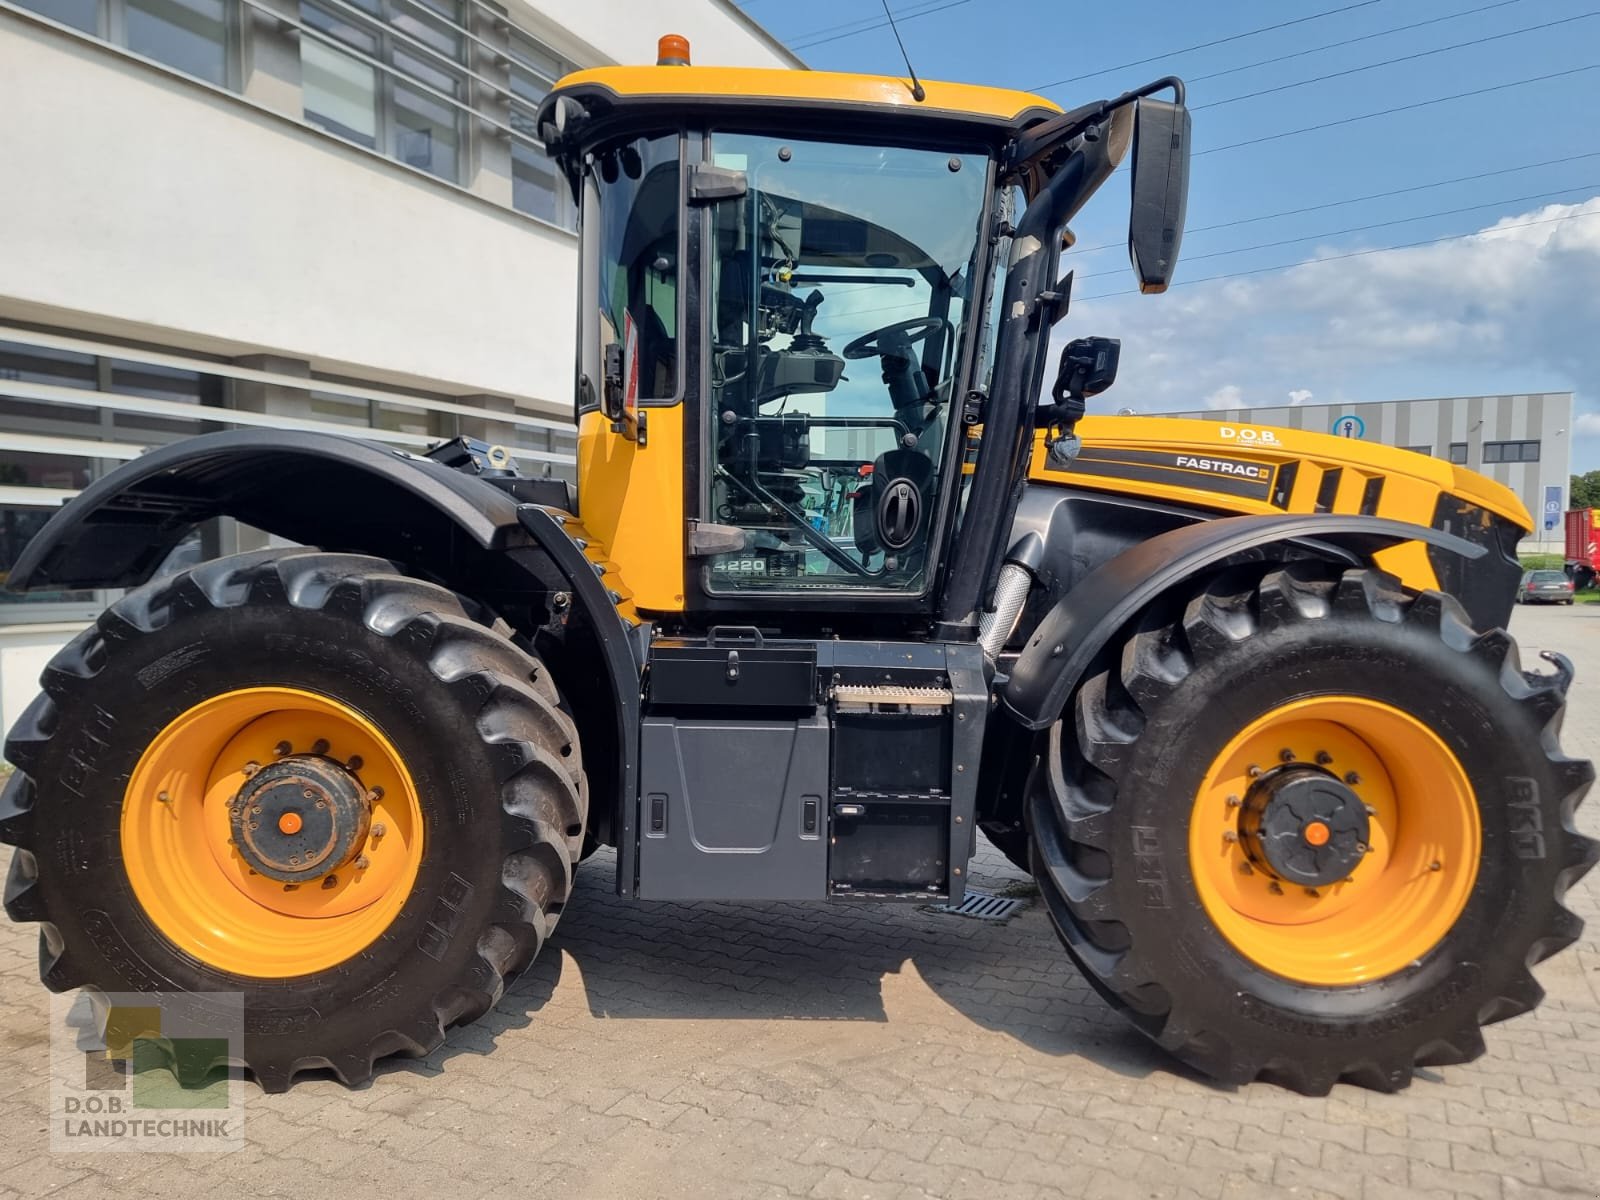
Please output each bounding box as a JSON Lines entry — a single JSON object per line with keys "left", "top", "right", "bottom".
{"left": 7, "top": 429, "right": 640, "bottom": 865}
{"left": 10, "top": 429, "right": 532, "bottom": 590}
{"left": 1001, "top": 512, "right": 1488, "bottom": 731}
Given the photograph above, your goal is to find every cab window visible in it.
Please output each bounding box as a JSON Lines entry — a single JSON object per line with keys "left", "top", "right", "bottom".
{"left": 703, "top": 133, "right": 987, "bottom": 594}
{"left": 586, "top": 133, "right": 680, "bottom": 407}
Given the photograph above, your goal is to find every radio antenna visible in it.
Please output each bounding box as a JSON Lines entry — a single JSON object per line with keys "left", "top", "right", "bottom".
{"left": 881, "top": 1, "right": 926, "bottom": 102}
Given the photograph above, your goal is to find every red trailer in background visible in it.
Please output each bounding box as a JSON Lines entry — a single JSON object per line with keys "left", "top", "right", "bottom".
{"left": 1566, "top": 508, "right": 1599, "bottom": 589}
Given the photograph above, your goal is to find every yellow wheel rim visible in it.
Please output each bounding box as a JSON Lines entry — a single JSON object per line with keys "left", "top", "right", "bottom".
{"left": 1189, "top": 696, "right": 1480, "bottom": 986}
{"left": 122, "top": 688, "right": 425, "bottom": 977}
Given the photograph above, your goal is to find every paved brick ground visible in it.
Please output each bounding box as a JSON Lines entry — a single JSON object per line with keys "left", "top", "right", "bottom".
{"left": 0, "top": 603, "right": 1597, "bottom": 1199}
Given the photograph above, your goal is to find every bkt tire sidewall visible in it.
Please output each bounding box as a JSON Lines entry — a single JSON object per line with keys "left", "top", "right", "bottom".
{"left": 30, "top": 599, "right": 505, "bottom": 1036}
{"left": 1110, "top": 619, "right": 1565, "bottom": 1033}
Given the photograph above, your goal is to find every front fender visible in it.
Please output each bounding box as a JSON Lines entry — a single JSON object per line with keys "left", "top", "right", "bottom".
{"left": 1001, "top": 512, "right": 1487, "bottom": 731}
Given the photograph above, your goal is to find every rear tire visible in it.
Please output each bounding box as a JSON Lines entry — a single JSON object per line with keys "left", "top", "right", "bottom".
{"left": 1029, "top": 564, "right": 1597, "bottom": 1093}
{"left": 1, "top": 550, "right": 585, "bottom": 1091}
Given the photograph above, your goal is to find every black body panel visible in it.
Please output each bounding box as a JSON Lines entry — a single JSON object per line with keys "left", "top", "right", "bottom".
{"left": 1001, "top": 511, "right": 1488, "bottom": 731}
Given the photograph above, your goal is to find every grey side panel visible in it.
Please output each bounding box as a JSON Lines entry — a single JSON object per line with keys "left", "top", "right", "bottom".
{"left": 636, "top": 715, "right": 829, "bottom": 901}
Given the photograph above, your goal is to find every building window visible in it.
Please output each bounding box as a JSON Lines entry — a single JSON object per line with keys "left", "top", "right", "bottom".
{"left": 300, "top": 0, "right": 468, "bottom": 184}
{"left": 508, "top": 30, "right": 575, "bottom": 228}
{"left": 1448, "top": 442, "right": 1468, "bottom": 465}
{"left": 1482, "top": 439, "right": 1540, "bottom": 464}
{"left": 15, "top": 0, "right": 231, "bottom": 84}
{"left": 1402, "top": 444, "right": 1431, "bottom": 457}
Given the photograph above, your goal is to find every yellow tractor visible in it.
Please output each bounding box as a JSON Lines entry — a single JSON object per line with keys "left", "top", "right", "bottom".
{"left": 3, "top": 38, "right": 1594, "bottom": 1095}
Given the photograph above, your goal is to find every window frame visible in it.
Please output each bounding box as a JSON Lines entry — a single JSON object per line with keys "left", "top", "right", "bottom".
{"left": 1448, "top": 442, "right": 1468, "bottom": 465}
{"left": 1482, "top": 439, "right": 1540, "bottom": 464}
{"left": 299, "top": 0, "right": 469, "bottom": 185}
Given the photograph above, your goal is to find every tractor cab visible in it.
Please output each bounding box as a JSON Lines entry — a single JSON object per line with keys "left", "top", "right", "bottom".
{"left": 538, "top": 40, "right": 1190, "bottom": 628}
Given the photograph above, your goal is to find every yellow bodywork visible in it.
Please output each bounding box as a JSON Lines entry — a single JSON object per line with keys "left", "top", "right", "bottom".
{"left": 577, "top": 407, "right": 682, "bottom": 613}
{"left": 553, "top": 64, "right": 1061, "bottom": 127}
{"left": 1033, "top": 415, "right": 1532, "bottom": 593}
{"left": 576, "top": 409, "right": 1529, "bottom": 616}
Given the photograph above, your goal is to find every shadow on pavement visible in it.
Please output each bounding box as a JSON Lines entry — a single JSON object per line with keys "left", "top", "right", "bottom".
{"left": 375, "top": 843, "right": 1203, "bottom": 1090}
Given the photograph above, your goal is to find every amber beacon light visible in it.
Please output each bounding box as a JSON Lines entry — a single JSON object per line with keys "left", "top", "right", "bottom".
{"left": 657, "top": 33, "right": 691, "bottom": 66}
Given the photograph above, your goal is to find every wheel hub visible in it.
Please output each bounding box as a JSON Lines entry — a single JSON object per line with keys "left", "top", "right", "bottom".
{"left": 1239, "top": 765, "right": 1370, "bottom": 889}
{"left": 229, "top": 753, "right": 371, "bottom": 883}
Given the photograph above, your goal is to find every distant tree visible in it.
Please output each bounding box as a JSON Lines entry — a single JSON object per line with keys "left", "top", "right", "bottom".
{"left": 1571, "top": 471, "right": 1600, "bottom": 510}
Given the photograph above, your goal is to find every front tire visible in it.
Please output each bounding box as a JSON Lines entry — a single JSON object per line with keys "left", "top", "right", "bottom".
{"left": 1029, "top": 564, "right": 1597, "bottom": 1093}
{"left": 1, "top": 550, "right": 585, "bottom": 1091}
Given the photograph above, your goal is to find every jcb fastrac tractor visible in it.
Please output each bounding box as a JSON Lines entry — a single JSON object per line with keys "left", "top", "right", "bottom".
{"left": 4, "top": 39, "right": 1595, "bottom": 1096}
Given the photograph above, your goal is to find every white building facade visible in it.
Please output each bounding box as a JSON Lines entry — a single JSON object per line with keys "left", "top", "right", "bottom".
{"left": 0, "top": 0, "right": 798, "bottom": 732}
{"left": 1166, "top": 393, "right": 1575, "bottom": 556}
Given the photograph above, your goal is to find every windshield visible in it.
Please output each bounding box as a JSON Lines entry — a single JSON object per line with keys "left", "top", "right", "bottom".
{"left": 1530, "top": 571, "right": 1567, "bottom": 583}
{"left": 703, "top": 133, "right": 988, "bottom": 594}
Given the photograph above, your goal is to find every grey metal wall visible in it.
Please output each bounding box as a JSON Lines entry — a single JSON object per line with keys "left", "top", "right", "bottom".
{"left": 1165, "top": 393, "right": 1575, "bottom": 551}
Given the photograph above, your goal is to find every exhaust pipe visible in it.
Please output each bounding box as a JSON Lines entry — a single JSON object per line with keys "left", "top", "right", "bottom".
{"left": 978, "top": 532, "right": 1043, "bottom": 659}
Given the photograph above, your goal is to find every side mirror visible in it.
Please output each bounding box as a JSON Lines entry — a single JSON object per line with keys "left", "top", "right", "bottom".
{"left": 1128, "top": 97, "right": 1191, "bottom": 294}
{"left": 1052, "top": 336, "right": 1121, "bottom": 407}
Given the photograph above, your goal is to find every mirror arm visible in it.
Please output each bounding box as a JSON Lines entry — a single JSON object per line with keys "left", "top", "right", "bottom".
{"left": 1004, "top": 76, "right": 1185, "bottom": 176}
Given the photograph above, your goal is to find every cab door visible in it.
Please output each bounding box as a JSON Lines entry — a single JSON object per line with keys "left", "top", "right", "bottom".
{"left": 688, "top": 130, "right": 993, "bottom": 617}
{"left": 574, "top": 130, "right": 688, "bottom": 614}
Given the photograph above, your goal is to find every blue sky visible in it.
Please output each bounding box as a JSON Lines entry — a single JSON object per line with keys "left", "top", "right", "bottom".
{"left": 735, "top": 0, "right": 1600, "bottom": 470}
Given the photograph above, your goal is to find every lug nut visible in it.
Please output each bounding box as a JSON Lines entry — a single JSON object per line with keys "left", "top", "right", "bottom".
{"left": 1279, "top": 748, "right": 1295, "bottom": 763}
{"left": 1344, "top": 771, "right": 1361, "bottom": 786}
{"left": 1355, "top": 842, "right": 1370, "bottom": 854}
{"left": 367, "top": 787, "right": 385, "bottom": 804}
{"left": 346, "top": 756, "right": 364, "bottom": 772}
{"left": 315, "top": 800, "right": 326, "bottom": 810}
{"left": 302, "top": 789, "right": 316, "bottom": 800}
{"left": 311, "top": 739, "right": 330, "bottom": 756}
{"left": 322, "top": 875, "right": 339, "bottom": 889}
{"left": 371, "top": 823, "right": 387, "bottom": 838}
{"left": 1364, "top": 804, "right": 1377, "bottom": 816}
{"left": 1429, "top": 860, "right": 1442, "bottom": 872}
{"left": 1247, "top": 765, "right": 1262, "bottom": 778}
{"left": 274, "top": 741, "right": 292, "bottom": 757}
{"left": 241, "top": 761, "right": 261, "bottom": 778}
{"left": 1268, "top": 881, "right": 1284, "bottom": 895}
{"left": 1304, "top": 887, "right": 1320, "bottom": 898}
{"left": 1226, "top": 795, "right": 1242, "bottom": 808}
{"left": 1222, "top": 831, "right": 1239, "bottom": 844}
{"left": 1238, "top": 861, "right": 1254, "bottom": 876}
{"left": 157, "top": 791, "right": 171, "bottom": 804}
{"left": 251, "top": 805, "right": 262, "bottom": 815}
{"left": 1315, "top": 751, "right": 1333, "bottom": 765}
{"left": 356, "top": 856, "right": 370, "bottom": 870}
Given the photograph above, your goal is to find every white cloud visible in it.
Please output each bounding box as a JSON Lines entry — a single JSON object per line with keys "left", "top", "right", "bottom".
{"left": 1065, "top": 196, "right": 1600, "bottom": 460}
{"left": 1574, "top": 412, "right": 1600, "bottom": 435}
{"left": 1204, "top": 384, "right": 1243, "bottom": 410}
{"left": 1288, "top": 389, "right": 1314, "bottom": 406}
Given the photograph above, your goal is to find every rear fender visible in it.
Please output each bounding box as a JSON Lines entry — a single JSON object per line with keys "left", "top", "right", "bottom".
{"left": 1001, "top": 512, "right": 1487, "bottom": 731}
{"left": 6, "top": 429, "right": 642, "bottom": 872}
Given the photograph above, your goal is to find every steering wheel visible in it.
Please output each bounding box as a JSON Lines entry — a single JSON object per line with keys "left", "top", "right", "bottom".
{"left": 842, "top": 316, "right": 951, "bottom": 361}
